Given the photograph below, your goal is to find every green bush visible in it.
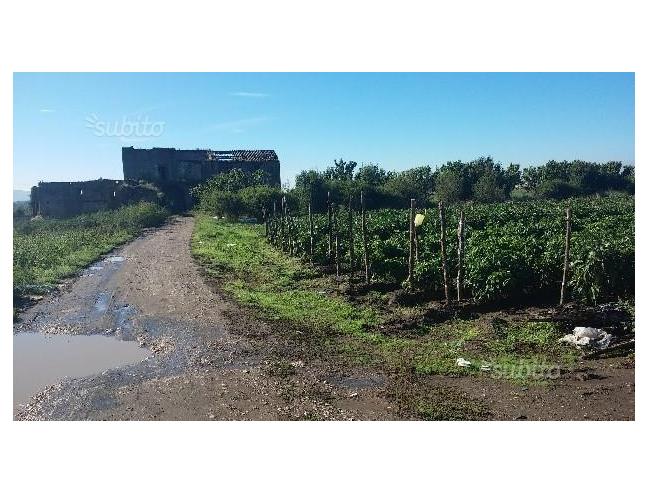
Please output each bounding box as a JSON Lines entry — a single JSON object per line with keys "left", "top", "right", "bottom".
{"left": 536, "top": 179, "right": 580, "bottom": 199}
{"left": 192, "top": 169, "right": 281, "bottom": 220}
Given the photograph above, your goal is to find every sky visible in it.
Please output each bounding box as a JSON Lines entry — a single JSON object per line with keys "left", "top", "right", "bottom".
{"left": 13, "top": 72, "right": 635, "bottom": 190}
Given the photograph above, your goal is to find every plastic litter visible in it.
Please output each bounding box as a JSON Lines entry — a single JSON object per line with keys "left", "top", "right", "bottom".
{"left": 414, "top": 214, "right": 425, "bottom": 227}
{"left": 456, "top": 357, "right": 472, "bottom": 367}
{"left": 573, "top": 327, "right": 604, "bottom": 338}
{"left": 559, "top": 326, "right": 613, "bottom": 350}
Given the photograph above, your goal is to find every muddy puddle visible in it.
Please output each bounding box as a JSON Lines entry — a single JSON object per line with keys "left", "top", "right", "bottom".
{"left": 13, "top": 332, "right": 151, "bottom": 410}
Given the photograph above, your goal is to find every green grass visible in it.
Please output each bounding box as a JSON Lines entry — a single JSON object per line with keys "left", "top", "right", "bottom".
{"left": 192, "top": 216, "right": 377, "bottom": 336}
{"left": 191, "top": 216, "right": 579, "bottom": 383}
{"left": 13, "top": 202, "right": 169, "bottom": 298}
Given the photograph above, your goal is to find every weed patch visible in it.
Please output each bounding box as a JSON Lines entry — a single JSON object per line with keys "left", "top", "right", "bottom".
{"left": 14, "top": 202, "right": 169, "bottom": 301}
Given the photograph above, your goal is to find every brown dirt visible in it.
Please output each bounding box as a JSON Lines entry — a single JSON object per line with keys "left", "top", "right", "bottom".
{"left": 14, "top": 216, "right": 634, "bottom": 420}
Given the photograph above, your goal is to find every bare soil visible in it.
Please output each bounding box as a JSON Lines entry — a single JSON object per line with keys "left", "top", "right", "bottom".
{"left": 14, "top": 216, "right": 634, "bottom": 420}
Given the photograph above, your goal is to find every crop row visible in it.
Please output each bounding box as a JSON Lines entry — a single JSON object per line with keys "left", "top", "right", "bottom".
{"left": 266, "top": 196, "right": 634, "bottom": 304}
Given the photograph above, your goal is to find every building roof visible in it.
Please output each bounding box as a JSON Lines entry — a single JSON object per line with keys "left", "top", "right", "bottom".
{"left": 124, "top": 147, "right": 278, "bottom": 162}
{"left": 205, "top": 150, "right": 278, "bottom": 162}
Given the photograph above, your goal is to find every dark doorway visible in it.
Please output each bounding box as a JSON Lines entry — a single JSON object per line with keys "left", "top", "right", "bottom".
{"left": 159, "top": 183, "right": 192, "bottom": 213}
{"left": 158, "top": 165, "right": 168, "bottom": 181}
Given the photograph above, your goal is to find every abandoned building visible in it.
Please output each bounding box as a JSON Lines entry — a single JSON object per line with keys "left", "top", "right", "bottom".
{"left": 122, "top": 147, "right": 281, "bottom": 186}
{"left": 30, "top": 147, "right": 281, "bottom": 217}
{"left": 30, "top": 179, "right": 161, "bottom": 218}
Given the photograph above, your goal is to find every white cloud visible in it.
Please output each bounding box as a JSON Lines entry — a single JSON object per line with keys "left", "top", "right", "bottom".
{"left": 229, "top": 91, "right": 269, "bottom": 98}
{"left": 39, "top": 108, "right": 55, "bottom": 113}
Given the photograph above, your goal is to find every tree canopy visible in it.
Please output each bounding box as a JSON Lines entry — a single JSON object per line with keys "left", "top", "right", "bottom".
{"left": 192, "top": 157, "right": 634, "bottom": 219}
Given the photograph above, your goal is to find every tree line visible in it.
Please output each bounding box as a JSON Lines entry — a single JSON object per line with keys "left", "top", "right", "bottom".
{"left": 191, "top": 157, "right": 634, "bottom": 218}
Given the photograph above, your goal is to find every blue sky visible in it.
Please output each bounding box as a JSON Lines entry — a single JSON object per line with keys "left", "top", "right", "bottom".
{"left": 13, "top": 72, "right": 634, "bottom": 190}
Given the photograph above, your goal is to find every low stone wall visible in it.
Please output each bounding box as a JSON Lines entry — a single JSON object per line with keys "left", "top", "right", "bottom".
{"left": 31, "top": 179, "right": 161, "bottom": 218}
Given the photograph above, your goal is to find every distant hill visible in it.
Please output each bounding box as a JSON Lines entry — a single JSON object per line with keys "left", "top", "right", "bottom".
{"left": 13, "top": 189, "right": 31, "bottom": 202}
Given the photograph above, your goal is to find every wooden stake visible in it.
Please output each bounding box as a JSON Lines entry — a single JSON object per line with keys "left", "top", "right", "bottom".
{"left": 327, "top": 191, "right": 333, "bottom": 263}
{"left": 333, "top": 204, "right": 340, "bottom": 277}
{"left": 261, "top": 207, "right": 270, "bottom": 239}
{"left": 348, "top": 195, "right": 354, "bottom": 278}
{"left": 438, "top": 201, "right": 450, "bottom": 304}
{"left": 280, "top": 196, "right": 286, "bottom": 252}
{"left": 308, "top": 197, "right": 314, "bottom": 259}
{"left": 360, "top": 191, "right": 370, "bottom": 284}
{"left": 285, "top": 201, "right": 291, "bottom": 254}
{"left": 289, "top": 206, "right": 296, "bottom": 256}
{"left": 271, "top": 200, "right": 277, "bottom": 245}
{"left": 560, "top": 207, "right": 572, "bottom": 305}
{"left": 456, "top": 210, "right": 465, "bottom": 302}
{"left": 285, "top": 201, "right": 293, "bottom": 255}
{"left": 407, "top": 198, "right": 416, "bottom": 285}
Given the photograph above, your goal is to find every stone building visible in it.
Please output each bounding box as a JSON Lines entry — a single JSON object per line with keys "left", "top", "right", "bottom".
{"left": 29, "top": 147, "right": 281, "bottom": 217}
{"left": 122, "top": 147, "right": 281, "bottom": 186}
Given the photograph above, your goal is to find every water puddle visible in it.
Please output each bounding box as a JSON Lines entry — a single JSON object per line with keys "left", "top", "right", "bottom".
{"left": 94, "top": 292, "right": 111, "bottom": 313}
{"left": 105, "top": 256, "right": 124, "bottom": 263}
{"left": 13, "top": 332, "right": 151, "bottom": 409}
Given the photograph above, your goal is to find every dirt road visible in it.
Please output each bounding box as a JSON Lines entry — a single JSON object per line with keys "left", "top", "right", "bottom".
{"left": 14, "top": 216, "right": 634, "bottom": 420}
{"left": 14, "top": 216, "right": 394, "bottom": 420}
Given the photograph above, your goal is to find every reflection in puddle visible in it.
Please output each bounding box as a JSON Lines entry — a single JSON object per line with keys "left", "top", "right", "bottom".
{"left": 13, "top": 332, "right": 151, "bottom": 409}
{"left": 105, "top": 256, "right": 124, "bottom": 262}
{"left": 94, "top": 292, "right": 111, "bottom": 313}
